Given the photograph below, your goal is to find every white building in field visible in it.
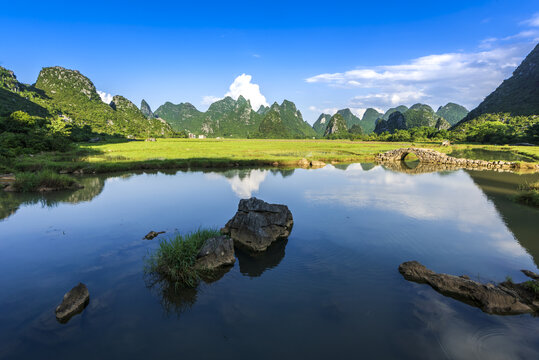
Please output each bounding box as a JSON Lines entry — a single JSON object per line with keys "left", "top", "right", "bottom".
{"left": 188, "top": 133, "right": 196, "bottom": 139}
{"left": 198, "top": 134, "right": 206, "bottom": 139}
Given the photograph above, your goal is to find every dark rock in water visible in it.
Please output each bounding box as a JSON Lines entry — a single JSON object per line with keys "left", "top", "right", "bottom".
{"left": 221, "top": 197, "right": 293, "bottom": 252}
{"left": 399, "top": 261, "right": 538, "bottom": 315}
{"left": 55, "top": 283, "right": 90, "bottom": 323}
{"left": 144, "top": 231, "right": 165, "bottom": 240}
{"left": 195, "top": 235, "right": 235, "bottom": 270}
{"left": 521, "top": 269, "right": 539, "bottom": 280}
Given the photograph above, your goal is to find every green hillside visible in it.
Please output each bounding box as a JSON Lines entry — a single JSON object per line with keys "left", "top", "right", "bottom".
{"left": 361, "top": 108, "right": 383, "bottom": 133}
{"left": 324, "top": 113, "right": 348, "bottom": 136}
{"left": 436, "top": 102, "right": 468, "bottom": 125}
{"left": 382, "top": 105, "right": 408, "bottom": 120}
{"left": 404, "top": 103, "right": 438, "bottom": 128}
{"left": 337, "top": 108, "right": 361, "bottom": 128}
{"left": 461, "top": 43, "right": 539, "bottom": 122}
{"left": 313, "top": 113, "right": 332, "bottom": 135}
{"left": 156, "top": 97, "right": 314, "bottom": 138}
{"left": 34, "top": 66, "right": 172, "bottom": 137}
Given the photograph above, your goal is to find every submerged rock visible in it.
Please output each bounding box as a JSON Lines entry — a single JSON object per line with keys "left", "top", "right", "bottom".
{"left": 55, "top": 283, "right": 90, "bottom": 323}
{"left": 399, "top": 261, "right": 538, "bottom": 315}
{"left": 221, "top": 197, "right": 293, "bottom": 252}
{"left": 195, "top": 235, "right": 235, "bottom": 270}
{"left": 144, "top": 231, "right": 165, "bottom": 240}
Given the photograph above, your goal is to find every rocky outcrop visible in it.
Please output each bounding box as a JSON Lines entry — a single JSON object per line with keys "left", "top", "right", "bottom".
{"left": 141, "top": 99, "right": 155, "bottom": 118}
{"left": 324, "top": 113, "right": 348, "bottom": 136}
{"left": 399, "top": 261, "right": 539, "bottom": 315}
{"left": 374, "top": 111, "right": 406, "bottom": 134}
{"left": 144, "top": 231, "right": 165, "bottom": 240}
{"left": 195, "top": 235, "right": 235, "bottom": 269}
{"left": 55, "top": 283, "right": 90, "bottom": 323}
{"left": 221, "top": 197, "right": 294, "bottom": 252}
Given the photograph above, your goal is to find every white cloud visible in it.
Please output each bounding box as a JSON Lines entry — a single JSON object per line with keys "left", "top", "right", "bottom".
{"left": 97, "top": 90, "right": 113, "bottom": 104}
{"left": 306, "top": 42, "right": 535, "bottom": 111}
{"left": 306, "top": 11, "right": 539, "bottom": 112}
{"left": 225, "top": 74, "right": 269, "bottom": 110}
{"left": 521, "top": 13, "right": 539, "bottom": 27}
{"left": 201, "top": 95, "right": 222, "bottom": 105}
{"left": 309, "top": 106, "right": 339, "bottom": 115}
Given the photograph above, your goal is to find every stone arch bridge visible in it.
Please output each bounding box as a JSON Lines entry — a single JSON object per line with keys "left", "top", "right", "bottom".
{"left": 375, "top": 147, "right": 538, "bottom": 171}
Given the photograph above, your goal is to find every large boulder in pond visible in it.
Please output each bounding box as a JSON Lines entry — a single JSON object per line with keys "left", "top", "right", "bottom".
{"left": 399, "top": 261, "right": 538, "bottom": 315}
{"left": 195, "top": 235, "right": 235, "bottom": 270}
{"left": 55, "top": 283, "right": 90, "bottom": 323}
{"left": 221, "top": 197, "right": 293, "bottom": 252}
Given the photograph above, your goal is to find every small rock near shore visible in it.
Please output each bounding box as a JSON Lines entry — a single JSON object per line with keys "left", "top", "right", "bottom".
{"left": 144, "top": 231, "right": 165, "bottom": 240}
{"left": 55, "top": 283, "right": 90, "bottom": 323}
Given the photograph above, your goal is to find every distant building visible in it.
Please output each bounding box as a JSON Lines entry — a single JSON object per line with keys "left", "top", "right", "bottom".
{"left": 198, "top": 134, "right": 206, "bottom": 139}
{"left": 188, "top": 133, "right": 196, "bottom": 139}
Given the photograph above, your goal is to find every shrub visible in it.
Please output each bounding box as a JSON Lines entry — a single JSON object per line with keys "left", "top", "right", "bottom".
{"left": 145, "top": 228, "right": 221, "bottom": 288}
{"left": 515, "top": 181, "right": 539, "bottom": 208}
{"left": 12, "top": 170, "right": 79, "bottom": 192}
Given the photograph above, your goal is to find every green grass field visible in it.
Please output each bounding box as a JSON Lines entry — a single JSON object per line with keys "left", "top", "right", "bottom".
{"left": 4, "top": 138, "right": 539, "bottom": 175}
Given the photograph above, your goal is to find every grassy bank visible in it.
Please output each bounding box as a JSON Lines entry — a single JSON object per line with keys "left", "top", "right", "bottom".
{"left": 9, "top": 170, "right": 80, "bottom": 192}
{"left": 145, "top": 228, "right": 220, "bottom": 288}
{"left": 515, "top": 181, "right": 539, "bottom": 208}
{"left": 2, "top": 139, "right": 539, "bottom": 175}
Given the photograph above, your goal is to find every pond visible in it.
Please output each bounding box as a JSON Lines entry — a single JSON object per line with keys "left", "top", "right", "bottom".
{"left": 449, "top": 148, "right": 537, "bottom": 162}
{"left": 0, "top": 164, "right": 538, "bottom": 359}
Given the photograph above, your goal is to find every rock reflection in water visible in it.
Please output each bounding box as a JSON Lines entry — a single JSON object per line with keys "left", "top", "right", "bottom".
{"left": 236, "top": 239, "right": 288, "bottom": 277}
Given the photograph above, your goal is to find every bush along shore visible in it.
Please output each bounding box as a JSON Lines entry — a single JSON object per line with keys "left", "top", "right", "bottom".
{"left": 515, "top": 181, "right": 539, "bottom": 208}
{"left": 2, "top": 170, "right": 82, "bottom": 192}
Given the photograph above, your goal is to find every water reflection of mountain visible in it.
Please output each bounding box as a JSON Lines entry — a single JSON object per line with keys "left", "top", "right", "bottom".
{"left": 466, "top": 170, "right": 539, "bottom": 267}
{"left": 0, "top": 176, "right": 105, "bottom": 221}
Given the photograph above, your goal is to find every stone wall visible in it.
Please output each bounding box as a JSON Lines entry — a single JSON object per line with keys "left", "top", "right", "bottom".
{"left": 374, "top": 147, "right": 539, "bottom": 172}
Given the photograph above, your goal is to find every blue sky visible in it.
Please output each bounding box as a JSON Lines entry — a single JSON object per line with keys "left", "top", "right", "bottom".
{"left": 1, "top": 0, "right": 538, "bottom": 123}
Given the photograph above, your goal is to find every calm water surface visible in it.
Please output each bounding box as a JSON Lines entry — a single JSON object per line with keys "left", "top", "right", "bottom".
{"left": 449, "top": 148, "right": 537, "bottom": 162}
{"left": 0, "top": 164, "right": 538, "bottom": 359}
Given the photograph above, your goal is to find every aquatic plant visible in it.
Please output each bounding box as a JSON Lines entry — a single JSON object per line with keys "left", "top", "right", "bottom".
{"left": 144, "top": 228, "right": 220, "bottom": 288}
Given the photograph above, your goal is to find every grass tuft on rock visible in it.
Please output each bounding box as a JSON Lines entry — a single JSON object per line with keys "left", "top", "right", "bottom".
{"left": 12, "top": 170, "right": 79, "bottom": 192}
{"left": 144, "top": 228, "right": 220, "bottom": 288}
{"left": 515, "top": 181, "right": 539, "bottom": 208}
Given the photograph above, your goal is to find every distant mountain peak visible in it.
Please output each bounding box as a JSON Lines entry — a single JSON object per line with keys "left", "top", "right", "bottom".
{"left": 141, "top": 99, "right": 156, "bottom": 118}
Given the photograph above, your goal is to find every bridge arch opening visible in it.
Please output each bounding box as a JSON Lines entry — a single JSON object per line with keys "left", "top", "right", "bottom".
{"left": 401, "top": 152, "right": 420, "bottom": 169}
